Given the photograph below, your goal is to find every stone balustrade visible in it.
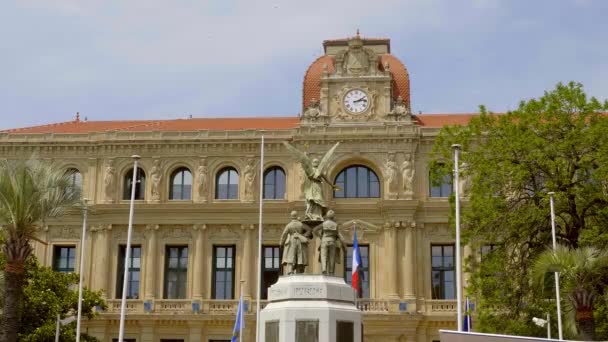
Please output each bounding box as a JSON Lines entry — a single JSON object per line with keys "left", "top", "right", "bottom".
{"left": 102, "top": 299, "right": 458, "bottom": 315}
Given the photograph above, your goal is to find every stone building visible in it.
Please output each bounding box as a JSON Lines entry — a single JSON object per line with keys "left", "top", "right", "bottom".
{"left": 0, "top": 34, "right": 476, "bottom": 342}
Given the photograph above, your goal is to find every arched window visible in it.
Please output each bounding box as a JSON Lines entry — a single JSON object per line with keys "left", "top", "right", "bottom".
{"left": 169, "top": 167, "right": 193, "bottom": 200}
{"left": 66, "top": 168, "right": 82, "bottom": 193}
{"left": 429, "top": 167, "right": 452, "bottom": 198}
{"left": 216, "top": 167, "right": 239, "bottom": 200}
{"left": 123, "top": 168, "right": 146, "bottom": 200}
{"left": 334, "top": 165, "right": 380, "bottom": 198}
{"left": 263, "top": 166, "right": 286, "bottom": 200}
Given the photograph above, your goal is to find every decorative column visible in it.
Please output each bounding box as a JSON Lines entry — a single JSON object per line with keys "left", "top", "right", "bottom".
{"left": 240, "top": 224, "right": 253, "bottom": 299}
{"left": 192, "top": 224, "right": 206, "bottom": 300}
{"left": 91, "top": 224, "right": 111, "bottom": 295}
{"left": 403, "top": 222, "right": 416, "bottom": 298}
{"left": 144, "top": 224, "right": 159, "bottom": 300}
{"left": 384, "top": 222, "right": 399, "bottom": 299}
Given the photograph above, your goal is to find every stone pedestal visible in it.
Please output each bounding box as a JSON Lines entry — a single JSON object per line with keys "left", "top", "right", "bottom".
{"left": 260, "top": 274, "right": 362, "bottom": 342}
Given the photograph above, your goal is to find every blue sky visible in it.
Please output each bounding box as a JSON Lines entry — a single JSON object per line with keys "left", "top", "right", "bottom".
{"left": 1, "top": 0, "right": 607, "bottom": 130}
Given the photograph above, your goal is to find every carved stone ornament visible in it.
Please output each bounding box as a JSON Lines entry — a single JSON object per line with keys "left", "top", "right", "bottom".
{"left": 208, "top": 226, "right": 240, "bottom": 240}
{"left": 424, "top": 224, "right": 451, "bottom": 239}
{"left": 387, "top": 96, "right": 412, "bottom": 122}
{"left": 301, "top": 98, "right": 328, "bottom": 124}
{"left": 150, "top": 159, "right": 163, "bottom": 201}
{"left": 384, "top": 153, "right": 398, "bottom": 199}
{"left": 339, "top": 219, "right": 381, "bottom": 241}
{"left": 243, "top": 158, "right": 256, "bottom": 202}
{"left": 49, "top": 226, "right": 80, "bottom": 239}
{"left": 334, "top": 35, "right": 379, "bottom": 76}
{"left": 401, "top": 154, "right": 415, "bottom": 200}
{"left": 161, "top": 226, "right": 193, "bottom": 239}
{"left": 103, "top": 159, "right": 116, "bottom": 202}
{"left": 196, "top": 158, "right": 208, "bottom": 202}
{"left": 112, "top": 225, "right": 143, "bottom": 241}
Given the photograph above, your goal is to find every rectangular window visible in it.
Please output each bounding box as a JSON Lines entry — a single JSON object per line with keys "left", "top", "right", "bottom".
{"left": 262, "top": 246, "right": 281, "bottom": 299}
{"left": 164, "top": 246, "right": 188, "bottom": 299}
{"left": 431, "top": 244, "right": 455, "bottom": 299}
{"left": 53, "top": 246, "right": 76, "bottom": 273}
{"left": 430, "top": 172, "right": 453, "bottom": 198}
{"left": 116, "top": 245, "right": 141, "bottom": 299}
{"left": 213, "top": 245, "right": 235, "bottom": 299}
{"left": 344, "top": 245, "right": 370, "bottom": 298}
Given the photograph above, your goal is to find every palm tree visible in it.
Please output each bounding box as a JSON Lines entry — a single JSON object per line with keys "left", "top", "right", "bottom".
{"left": 0, "top": 159, "right": 80, "bottom": 342}
{"left": 532, "top": 245, "right": 608, "bottom": 341}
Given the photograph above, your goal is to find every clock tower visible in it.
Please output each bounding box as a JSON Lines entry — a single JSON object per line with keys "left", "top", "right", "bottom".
{"left": 302, "top": 32, "right": 412, "bottom": 125}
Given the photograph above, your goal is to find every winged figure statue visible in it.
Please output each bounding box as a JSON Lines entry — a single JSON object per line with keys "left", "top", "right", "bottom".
{"left": 283, "top": 141, "right": 340, "bottom": 221}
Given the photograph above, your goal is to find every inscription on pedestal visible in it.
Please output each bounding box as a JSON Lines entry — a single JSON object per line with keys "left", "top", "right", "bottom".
{"left": 294, "top": 286, "right": 324, "bottom": 297}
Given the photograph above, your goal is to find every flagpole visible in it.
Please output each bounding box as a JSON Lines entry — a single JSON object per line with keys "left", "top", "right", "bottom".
{"left": 240, "top": 280, "right": 245, "bottom": 342}
{"left": 55, "top": 314, "right": 60, "bottom": 342}
{"left": 75, "top": 199, "right": 89, "bottom": 342}
{"left": 549, "top": 192, "right": 563, "bottom": 340}
{"left": 118, "top": 155, "right": 140, "bottom": 342}
{"left": 255, "top": 135, "right": 264, "bottom": 342}
{"left": 452, "top": 144, "right": 463, "bottom": 332}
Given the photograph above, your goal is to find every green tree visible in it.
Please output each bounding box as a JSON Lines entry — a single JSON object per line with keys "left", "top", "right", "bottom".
{"left": 18, "top": 258, "right": 106, "bottom": 342}
{"left": 532, "top": 246, "right": 608, "bottom": 340}
{"left": 0, "top": 159, "right": 81, "bottom": 342}
{"left": 431, "top": 82, "right": 608, "bottom": 338}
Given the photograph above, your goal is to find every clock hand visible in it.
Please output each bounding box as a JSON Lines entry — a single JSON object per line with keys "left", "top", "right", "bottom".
{"left": 354, "top": 97, "right": 367, "bottom": 103}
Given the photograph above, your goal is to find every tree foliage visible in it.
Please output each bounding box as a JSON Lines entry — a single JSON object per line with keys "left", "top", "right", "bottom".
{"left": 0, "top": 158, "right": 82, "bottom": 341}
{"left": 531, "top": 246, "right": 608, "bottom": 340}
{"left": 431, "top": 82, "right": 608, "bottom": 339}
{"left": 0, "top": 251, "right": 106, "bottom": 341}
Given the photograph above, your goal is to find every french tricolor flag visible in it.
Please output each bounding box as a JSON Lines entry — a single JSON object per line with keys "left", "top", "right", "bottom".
{"left": 351, "top": 226, "right": 363, "bottom": 298}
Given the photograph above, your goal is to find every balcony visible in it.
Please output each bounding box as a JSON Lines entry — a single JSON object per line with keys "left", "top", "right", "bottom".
{"left": 103, "top": 299, "right": 458, "bottom": 316}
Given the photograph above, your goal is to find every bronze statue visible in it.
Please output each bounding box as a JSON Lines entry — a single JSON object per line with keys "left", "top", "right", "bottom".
{"left": 280, "top": 211, "right": 310, "bottom": 275}
{"left": 283, "top": 141, "right": 340, "bottom": 221}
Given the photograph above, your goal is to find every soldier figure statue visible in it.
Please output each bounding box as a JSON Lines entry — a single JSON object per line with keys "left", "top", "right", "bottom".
{"left": 280, "top": 211, "right": 310, "bottom": 275}
{"left": 313, "top": 210, "right": 346, "bottom": 275}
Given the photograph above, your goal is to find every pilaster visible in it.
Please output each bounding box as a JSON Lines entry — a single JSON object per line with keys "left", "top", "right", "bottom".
{"left": 241, "top": 224, "right": 254, "bottom": 299}
{"left": 384, "top": 222, "right": 399, "bottom": 299}
{"left": 192, "top": 224, "right": 206, "bottom": 300}
{"left": 144, "top": 224, "right": 159, "bottom": 300}
{"left": 403, "top": 221, "right": 416, "bottom": 298}
{"left": 91, "top": 224, "right": 111, "bottom": 295}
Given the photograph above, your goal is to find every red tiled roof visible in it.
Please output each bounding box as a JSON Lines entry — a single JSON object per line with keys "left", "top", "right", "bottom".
{"left": 2, "top": 114, "right": 480, "bottom": 134}
{"left": 302, "top": 54, "right": 410, "bottom": 111}
{"left": 416, "top": 114, "right": 477, "bottom": 127}
{"left": 2, "top": 117, "right": 301, "bottom": 134}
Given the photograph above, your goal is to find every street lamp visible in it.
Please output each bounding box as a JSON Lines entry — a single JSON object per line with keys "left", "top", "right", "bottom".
{"left": 533, "top": 314, "right": 551, "bottom": 339}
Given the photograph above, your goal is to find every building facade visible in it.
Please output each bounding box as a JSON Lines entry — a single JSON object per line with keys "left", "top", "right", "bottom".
{"left": 1, "top": 35, "right": 476, "bottom": 342}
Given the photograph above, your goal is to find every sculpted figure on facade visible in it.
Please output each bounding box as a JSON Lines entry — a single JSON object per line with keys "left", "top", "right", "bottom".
{"left": 388, "top": 96, "right": 411, "bottom": 122}
{"left": 197, "top": 158, "right": 208, "bottom": 202}
{"left": 401, "top": 154, "right": 415, "bottom": 199}
{"left": 150, "top": 159, "right": 162, "bottom": 201}
{"left": 280, "top": 211, "right": 310, "bottom": 275}
{"left": 283, "top": 142, "right": 340, "bottom": 221}
{"left": 384, "top": 153, "right": 398, "bottom": 199}
{"left": 302, "top": 98, "right": 325, "bottom": 123}
{"left": 459, "top": 162, "right": 471, "bottom": 197}
{"left": 243, "top": 158, "right": 256, "bottom": 202}
{"left": 103, "top": 159, "right": 116, "bottom": 202}
{"left": 313, "top": 210, "right": 346, "bottom": 275}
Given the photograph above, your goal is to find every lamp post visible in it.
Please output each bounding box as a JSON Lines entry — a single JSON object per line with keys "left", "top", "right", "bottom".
{"left": 548, "top": 192, "right": 563, "bottom": 340}
{"left": 452, "top": 144, "right": 463, "bottom": 331}
{"left": 118, "top": 155, "right": 140, "bottom": 342}
{"left": 75, "top": 199, "right": 89, "bottom": 342}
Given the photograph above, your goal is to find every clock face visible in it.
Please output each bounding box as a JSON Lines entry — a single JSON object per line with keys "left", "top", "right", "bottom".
{"left": 343, "top": 89, "right": 369, "bottom": 114}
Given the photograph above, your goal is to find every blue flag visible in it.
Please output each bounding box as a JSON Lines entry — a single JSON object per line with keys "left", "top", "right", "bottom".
{"left": 231, "top": 293, "right": 244, "bottom": 342}
{"left": 463, "top": 297, "right": 472, "bottom": 332}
